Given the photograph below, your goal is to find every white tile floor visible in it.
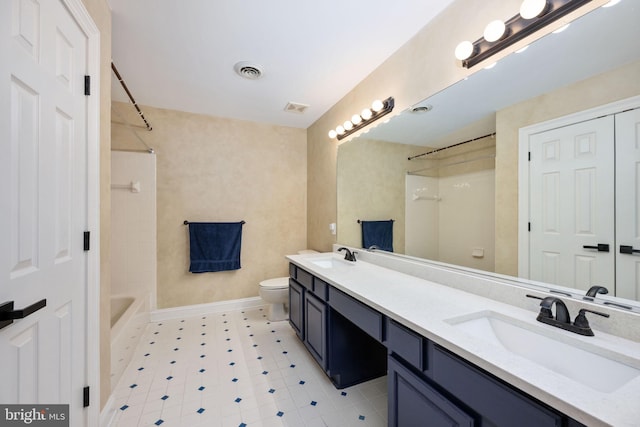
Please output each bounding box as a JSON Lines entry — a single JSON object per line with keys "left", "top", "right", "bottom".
{"left": 110, "top": 306, "right": 388, "bottom": 427}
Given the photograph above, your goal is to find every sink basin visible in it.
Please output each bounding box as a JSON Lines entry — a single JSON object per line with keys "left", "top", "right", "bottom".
{"left": 446, "top": 311, "right": 640, "bottom": 393}
{"left": 308, "top": 256, "right": 355, "bottom": 269}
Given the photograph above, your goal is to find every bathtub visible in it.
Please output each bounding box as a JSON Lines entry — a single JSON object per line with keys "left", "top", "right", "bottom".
{"left": 110, "top": 293, "right": 150, "bottom": 392}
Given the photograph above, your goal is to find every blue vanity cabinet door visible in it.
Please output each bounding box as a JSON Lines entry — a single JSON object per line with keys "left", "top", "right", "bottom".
{"left": 304, "top": 291, "right": 328, "bottom": 370}
{"left": 388, "top": 355, "right": 474, "bottom": 427}
{"left": 289, "top": 278, "right": 304, "bottom": 340}
{"left": 431, "top": 345, "right": 563, "bottom": 427}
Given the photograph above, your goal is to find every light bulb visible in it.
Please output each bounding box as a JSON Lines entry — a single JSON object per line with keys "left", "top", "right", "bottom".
{"left": 371, "top": 99, "right": 384, "bottom": 112}
{"left": 603, "top": 0, "right": 621, "bottom": 7}
{"left": 520, "top": 0, "right": 547, "bottom": 19}
{"left": 361, "top": 108, "right": 372, "bottom": 120}
{"left": 336, "top": 125, "right": 345, "bottom": 135}
{"left": 484, "top": 20, "right": 506, "bottom": 42}
{"left": 351, "top": 114, "right": 362, "bottom": 125}
{"left": 515, "top": 45, "right": 529, "bottom": 54}
{"left": 343, "top": 120, "right": 353, "bottom": 131}
{"left": 455, "top": 41, "right": 474, "bottom": 60}
{"left": 328, "top": 129, "right": 337, "bottom": 139}
{"left": 484, "top": 62, "right": 497, "bottom": 70}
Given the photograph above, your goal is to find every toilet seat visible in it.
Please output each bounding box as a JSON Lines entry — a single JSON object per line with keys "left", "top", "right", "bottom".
{"left": 259, "top": 277, "right": 289, "bottom": 290}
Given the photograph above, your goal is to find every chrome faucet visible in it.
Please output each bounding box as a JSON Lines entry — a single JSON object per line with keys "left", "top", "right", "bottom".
{"left": 526, "top": 295, "right": 610, "bottom": 336}
{"left": 585, "top": 285, "right": 609, "bottom": 298}
{"left": 337, "top": 247, "right": 357, "bottom": 262}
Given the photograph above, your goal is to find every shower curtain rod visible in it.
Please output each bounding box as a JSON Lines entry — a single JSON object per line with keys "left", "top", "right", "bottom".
{"left": 408, "top": 132, "right": 495, "bottom": 161}
{"left": 111, "top": 62, "right": 153, "bottom": 131}
{"left": 407, "top": 154, "right": 495, "bottom": 175}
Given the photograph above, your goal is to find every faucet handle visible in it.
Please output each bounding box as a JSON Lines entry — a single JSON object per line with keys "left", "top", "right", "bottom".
{"left": 573, "top": 308, "right": 610, "bottom": 329}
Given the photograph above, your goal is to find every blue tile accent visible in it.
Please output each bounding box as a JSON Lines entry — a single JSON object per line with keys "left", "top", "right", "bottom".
{"left": 232, "top": 378, "right": 238, "bottom": 382}
{"left": 257, "top": 356, "right": 263, "bottom": 360}
{"left": 277, "top": 339, "right": 281, "bottom": 343}
{"left": 299, "top": 381, "right": 305, "bottom": 385}
{"left": 201, "top": 342, "right": 206, "bottom": 346}
{"left": 268, "top": 389, "right": 275, "bottom": 394}
{"left": 198, "top": 386, "right": 205, "bottom": 391}
{"left": 197, "top": 408, "right": 205, "bottom": 414}
{"left": 119, "top": 405, "right": 129, "bottom": 411}
{"left": 252, "top": 344, "right": 258, "bottom": 347}
{"left": 359, "top": 415, "right": 365, "bottom": 420}
{"left": 341, "top": 391, "right": 347, "bottom": 396}
{"left": 180, "top": 320, "right": 185, "bottom": 322}
{"left": 166, "top": 376, "right": 173, "bottom": 380}
{"left": 282, "top": 351, "right": 288, "bottom": 354}
{"left": 276, "top": 411, "right": 284, "bottom": 417}
{"left": 311, "top": 401, "right": 317, "bottom": 406}
{"left": 290, "top": 364, "right": 296, "bottom": 368}
{"left": 155, "top": 420, "right": 164, "bottom": 425}
{"left": 200, "top": 354, "right": 206, "bottom": 358}
{"left": 129, "top": 384, "right": 137, "bottom": 389}
{"left": 199, "top": 369, "right": 205, "bottom": 373}
{"left": 201, "top": 332, "right": 206, "bottom": 336}
{"left": 235, "top": 398, "right": 242, "bottom": 403}
{"left": 262, "top": 371, "right": 268, "bottom": 375}
{"left": 170, "top": 360, "right": 176, "bottom": 364}
{"left": 150, "top": 341, "right": 155, "bottom": 344}
{"left": 161, "top": 395, "right": 169, "bottom": 401}
{"left": 176, "top": 337, "right": 181, "bottom": 340}
{"left": 154, "top": 332, "right": 159, "bottom": 335}
{"left": 229, "top": 362, "right": 235, "bottom": 366}
{"left": 227, "top": 349, "right": 233, "bottom": 352}
{"left": 173, "top": 348, "right": 179, "bottom": 351}
{"left": 144, "top": 353, "right": 150, "bottom": 357}
{"left": 239, "top": 424, "right": 247, "bottom": 427}
{"left": 179, "top": 327, "right": 183, "bottom": 331}
{"left": 137, "top": 367, "right": 144, "bottom": 371}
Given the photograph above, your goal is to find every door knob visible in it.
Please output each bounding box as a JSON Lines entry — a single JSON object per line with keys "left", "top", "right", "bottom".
{"left": 620, "top": 245, "right": 640, "bottom": 255}
{"left": 582, "top": 243, "right": 610, "bottom": 252}
{"left": 0, "top": 299, "right": 47, "bottom": 330}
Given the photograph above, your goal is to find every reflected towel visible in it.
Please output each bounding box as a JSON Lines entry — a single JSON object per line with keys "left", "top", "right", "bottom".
{"left": 361, "top": 220, "right": 393, "bottom": 252}
{"left": 188, "top": 222, "right": 244, "bottom": 273}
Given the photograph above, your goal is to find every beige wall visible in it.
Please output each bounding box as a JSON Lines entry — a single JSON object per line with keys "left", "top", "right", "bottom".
{"left": 495, "top": 59, "right": 640, "bottom": 275}
{"left": 112, "top": 103, "right": 308, "bottom": 308}
{"left": 79, "top": 0, "right": 112, "bottom": 410}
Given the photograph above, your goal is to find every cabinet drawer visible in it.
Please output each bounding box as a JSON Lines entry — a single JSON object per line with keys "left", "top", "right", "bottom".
{"left": 329, "top": 287, "right": 383, "bottom": 341}
{"left": 432, "top": 345, "right": 562, "bottom": 427}
{"left": 296, "top": 268, "right": 314, "bottom": 290}
{"left": 313, "top": 277, "right": 328, "bottom": 301}
{"left": 386, "top": 318, "right": 426, "bottom": 371}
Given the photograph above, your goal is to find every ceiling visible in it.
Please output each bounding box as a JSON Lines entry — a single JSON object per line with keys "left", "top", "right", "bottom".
{"left": 109, "top": 0, "right": 455, "bottom": 129}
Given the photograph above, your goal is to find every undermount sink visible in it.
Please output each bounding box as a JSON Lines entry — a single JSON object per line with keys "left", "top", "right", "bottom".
{"left": 446, "top": 311, "right": 640, "bottom": 393}
{"left": 308, "top": 256, "right": 355, "bottom": 269}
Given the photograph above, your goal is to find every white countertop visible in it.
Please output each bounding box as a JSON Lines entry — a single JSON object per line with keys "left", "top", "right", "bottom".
{"left": 287, "top": 252, "right": 640, "bottom": 427}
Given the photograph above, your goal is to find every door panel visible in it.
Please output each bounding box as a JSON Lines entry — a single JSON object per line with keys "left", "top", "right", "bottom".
{"left": 529, "top": 116, "right": 615, "bottom": 291}
{"left": 616, "top": 108, "right": 640, "bottom": 300}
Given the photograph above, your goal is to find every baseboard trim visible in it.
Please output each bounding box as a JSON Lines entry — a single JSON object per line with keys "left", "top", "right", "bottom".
{"left": 150, "top": 296, "right": 266, "bottom": 322}
{"left": 100, "top": 394, "right": 117, "bottom": 427}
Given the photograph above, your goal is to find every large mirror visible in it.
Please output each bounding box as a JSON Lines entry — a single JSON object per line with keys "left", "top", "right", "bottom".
{"left": 337, "top": 1, "right": 640, "bottom": 305}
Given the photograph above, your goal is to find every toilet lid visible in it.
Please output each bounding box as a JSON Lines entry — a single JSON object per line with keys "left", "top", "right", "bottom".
{"left": 259, "top": 277, "right": 289, "bottom": 289}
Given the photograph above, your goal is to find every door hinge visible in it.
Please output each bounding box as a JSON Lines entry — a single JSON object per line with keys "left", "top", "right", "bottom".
{"left": 528, "top": 151, "right": 531, "bottom": 161}
{"left": 83, "top": 386, "right": 90, "bottom": 407}
{"left": 528, "top": 222, "right": 531, "bottom": 232}
{"left": 83, "top": 231, "right": 90, "bottom": 251}
{"left": 84, "top": 75, "right": 91, "bottom": 96}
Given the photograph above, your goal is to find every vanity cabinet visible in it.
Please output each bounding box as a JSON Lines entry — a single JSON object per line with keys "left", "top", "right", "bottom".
{"left": 387, "top": 318, "right": 585, "bottom": 427}
{"left": 304, "top": 290, "right": 327, "bottom": 370}
{"left": 288, "top": 278, "right": 304, "bottom": 339}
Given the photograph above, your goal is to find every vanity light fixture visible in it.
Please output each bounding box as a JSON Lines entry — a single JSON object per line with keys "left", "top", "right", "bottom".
{"left": 328, "top": 97, "right": 395, "bottom": 141}
{"left": 454, "top": 0, "right": 592, "bottom": 68}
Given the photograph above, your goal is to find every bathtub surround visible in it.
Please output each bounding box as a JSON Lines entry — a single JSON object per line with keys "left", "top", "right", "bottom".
{"left": 112, "top": 102, "right": 307, "bottom": 309}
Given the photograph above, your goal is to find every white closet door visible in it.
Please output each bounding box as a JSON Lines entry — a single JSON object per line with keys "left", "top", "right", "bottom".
{"left": 615, "top": 108, "right": 640, "bottom": 300}
{"left": 528, "top": 116, "right": 615, "bottom": 291}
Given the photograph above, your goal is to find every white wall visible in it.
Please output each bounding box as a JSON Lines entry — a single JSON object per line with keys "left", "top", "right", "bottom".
{"left": 110, "top": 151, "right": 157, "bottom": 306}
{"left": 405, "top": 175, "right": 439, "bottom": 259}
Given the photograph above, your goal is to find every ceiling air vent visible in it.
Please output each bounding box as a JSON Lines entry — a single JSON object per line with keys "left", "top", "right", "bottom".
{"left": 284, "top": 102, "right": 310, "bottom": 114}
{"left": 234, "top": 61, "right": 264, "bottom": 80}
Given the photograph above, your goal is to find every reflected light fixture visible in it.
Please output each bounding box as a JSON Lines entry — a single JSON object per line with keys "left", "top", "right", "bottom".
{"left": 454, "top": 0, "right": 591, "bottom": 68}
{"left": 328, "top": 97, "right": 395, "bottom": 141}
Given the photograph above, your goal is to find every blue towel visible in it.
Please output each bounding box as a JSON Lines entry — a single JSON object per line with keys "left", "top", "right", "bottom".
{"left": 361, "top": 220, "right": 394, "bottom": 252}
{"left": 188, "top": 222, "right": 244, "bottom": 273}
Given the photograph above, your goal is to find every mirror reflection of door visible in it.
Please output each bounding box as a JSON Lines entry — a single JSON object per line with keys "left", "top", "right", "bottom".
{"left": 526, "top": 105, "right": 640, "bottom": 298}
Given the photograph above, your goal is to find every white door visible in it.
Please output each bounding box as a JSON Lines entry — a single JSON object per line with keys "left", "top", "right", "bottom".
{"left": 615, "top": 108, "right": 640, "bottom": 300}
{"left": 528, "top": 116, "right": 615, "bottom": 291}
{"left": 0, "top": 0, "right": 89, "bottom": 424}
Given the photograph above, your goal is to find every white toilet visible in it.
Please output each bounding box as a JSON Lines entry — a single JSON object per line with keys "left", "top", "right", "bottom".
{"left": 259, "top": 250, "right": 317, "bottom": 321}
